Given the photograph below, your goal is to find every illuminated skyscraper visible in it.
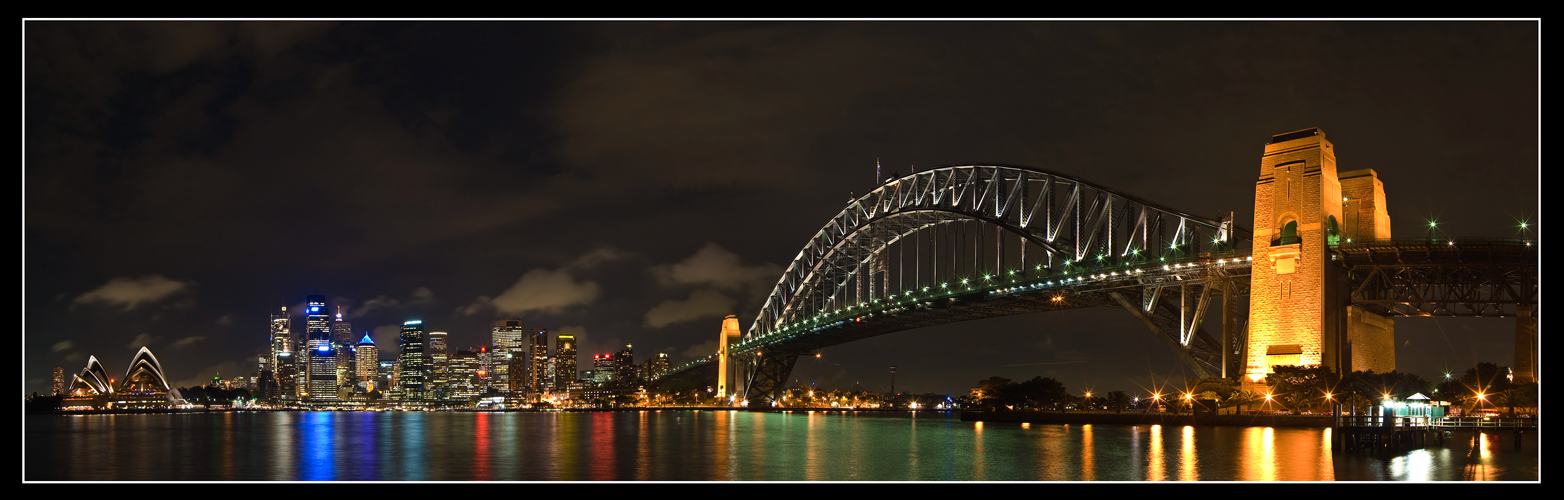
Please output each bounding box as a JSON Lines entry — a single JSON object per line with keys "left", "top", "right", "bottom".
{"left": 650, "top": 352, "right": 669, "bottom": 378}
{"left": 555, "top": 334, "right": 577, "bottom": 389}
{"left": 447, "top": 349, "right": 480, "bottom": 402}
{"left": 398, "top": 320, "right": 426, "bottom": 401}
{"left": 530, "top": 328, "right": 549, "bottom": 393}
{"left": 493, "top": 320, "right": 528, "bottom": 393}
{"left": 332, "top": 307, "right": 354, "bottom": 344}
{"left": 613, "top": 345, "right": 635, "bottom": 382}
{"left": 493, "top": 320, "right": 527, "bottom": 351}
{"left": 428, "top": 331, "right": 449, "bottom": 400}
{"left": 356, "top": 333, "right": 378, "bottom": 392}
{"left": 304, "top": 295, "right": 336, "bottom": 403}
{"left": 53, "top": 366, "right": 64, "bottom": 396}
{"left": 270, "top": 306, "right": 297, "bottom": 403}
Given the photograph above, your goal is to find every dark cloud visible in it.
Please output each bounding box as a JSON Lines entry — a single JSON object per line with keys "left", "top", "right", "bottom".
{"left": 72, "top": 275, "right": 193, "bottom": 312}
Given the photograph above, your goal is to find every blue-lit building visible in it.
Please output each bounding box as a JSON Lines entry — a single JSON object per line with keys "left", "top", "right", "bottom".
{"left": 304, "top": 295, "right": 337, "bottom": 403}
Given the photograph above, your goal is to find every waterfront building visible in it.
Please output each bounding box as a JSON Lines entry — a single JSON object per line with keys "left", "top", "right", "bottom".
{"left": 591, "top": 354, "right": 614, "bottom": 384}
{"left": 398, "top": 320, "right": 426, "bottom": 401}
{"left": 332, "top": 310, "right": 355, "bottom": 395}
{"left": 613, "top": 345, "right": 635, "bottom": 382}
{"left": 555, "top": 334, "right": 577, "bottom": 390}
{"left": 379, "top": 360, "right": 396, "bottom": 392}
{"left": 270, "top": 306, "right": 296, "bottom": 403}
{"left": 304, "top": 295, "right": 336, "bottom": 403}
{"left": 357, "top": 333, "right": 378, "bottom": 392}
{"left": 332, "top": 308, "right": 354, "bottom": 344}
{"left": 476, "top": 346, "right": 494, "bottom": 390}
{"left": 530, "top": 328, "right": 549, "bottom": 393}
{"left": 493, "top": 319, "right": 527, "bottom": 351}
{"left": 508, "top": 354, "right": 529, "bottom": 394}
{"left": 651, "top": 352, "right": 669, "bottom": 378}
{"left": 489, "top": 347, "right": 513, "bottom": 392}
{"left": 428, "top": 331, "right": 449, "bottom": 400}
{"left": 447, "top": 349, "right": 481, "bottom": 402}
{"left": 61, "top": 347, "right": 177, "bottom": 410}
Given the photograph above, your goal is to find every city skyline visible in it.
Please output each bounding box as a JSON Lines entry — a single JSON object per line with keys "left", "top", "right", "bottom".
{"left": 26, "top": 21, "right": 1538, "bottom": 396}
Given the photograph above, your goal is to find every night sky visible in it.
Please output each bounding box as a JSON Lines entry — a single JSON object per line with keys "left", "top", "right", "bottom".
{"left": 25, "top": 21, "right": 1538, "bottom": 397}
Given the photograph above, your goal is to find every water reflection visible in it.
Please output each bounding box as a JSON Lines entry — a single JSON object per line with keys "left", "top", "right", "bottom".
{"left": 25, "top": 412, "right": 1537, "bottom": 481}
{"left": 302, "top": 412, "right": 336, "bottom": 481}
{"left": 1080, "top": 424, "right": 1094, "bottom": 481}
{"left": 1147, "top": 424, "right": 1165, "bottom": 481}
{"left": 1178, "top": 425, "right": 1197, "bottom": 481}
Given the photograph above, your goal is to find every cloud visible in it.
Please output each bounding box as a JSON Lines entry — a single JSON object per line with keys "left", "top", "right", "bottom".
{"left": 372, "top": 325, "right": 401, "bottom": 345}
{"left": 644, "top": 289, "right": 736, "bottom": 329}
{"left": 488, "top": 268, "right": 601, "bottom": 317}
{"left": 215, "top": 314, "right": 234, "bottom": 326}
{"left": 456, "top": 297, "right": 492, "bottom": 317}
{"left": 682, "top": 338, "right": 719, "bottom": 360}
{"left": 556, "top": 24, "right": 916, "bottom": 189}
{"left": 51, "top": 340, "right": 74, "bottom": 352}
{"left": 72, "top": 275, "right": 193, "bottom": 312}
{"left": 570, "top": 246, "right": 633, "bottom": 269}
{"left": 169, "top": 336, "right": 206, "bottom": 349}
{"left": 352, "top": 295, "right": 401, "bottom": 319}
{"left": 650, "top": 242, "right": 782, "bottom": 295}
{"left": 126, "top": 333, "right": 158, "bottom": 350}
{"left": 351, "top": 288, "right": 438, "bottom": 318}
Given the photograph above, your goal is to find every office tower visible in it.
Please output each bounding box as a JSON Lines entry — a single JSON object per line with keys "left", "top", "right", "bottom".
{"left": 357, "top": 333, "right": 378, "bottom": 392}
{"left": 489, "top": 348, "right": 512, "bottom": 392}
{"left": 268, "top": 306, "right": 296, "bottom": 402}
{"left": 428, "top": 331, "right": 449, "bottom": 400}
{"left": 335, "top": 341, "right": 356, "bottom": 400}
{"left": 555, "top": 334, "right": 577, "bottom": 390}
{"left": 476, "top": 346, "right": 494, "bottom": 390}
{"left": 508, "top": 353, "right": 528, "bottom": 394}
{"left": 257, "top": 351, "right": 279, "bottom": 401}
{"left": 398, "top": 320, "right": 426, "bottom": 401}
{"left": 379, "top": 360, "right": 396, "bottom": 391}
{"left": 493, "top": 319, "right": 528, "bottom": 351}
{"left": 303, "top": 296, "right": 336, "bottom": 403}
{"left": 613, "top": 345, "right": 635, "bottom": 382}
{"left": 530, "top": 328, "right": 549, "bottom": 392}
{"left": 592, "top": 354, "right": 614, "bottom": 384}
{"left": 493, "top": 320, "right": 528, "bottom": 393}
{"left": 332, "top": 308, "right": 354, "bottom": 344}
{"left": 447, "top": 349, "right": 480, "bottom": 401}
{"left": 651, "top": 352, "right": 669, "bottom": 378}
{"left": 53, "top": 366, "right": 64, "bottom": 396}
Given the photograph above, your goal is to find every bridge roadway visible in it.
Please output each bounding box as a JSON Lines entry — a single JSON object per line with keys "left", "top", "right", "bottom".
{"left": 662, "top": 249, "right": 1255, "bottom": 393}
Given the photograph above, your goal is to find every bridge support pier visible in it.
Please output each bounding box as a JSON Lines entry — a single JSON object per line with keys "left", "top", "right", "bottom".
{"left": 739, "top": 353, "right": 798, "bottom": 408}
{"left": 1515, "top": 307, "right": 1536, "bottom": 384}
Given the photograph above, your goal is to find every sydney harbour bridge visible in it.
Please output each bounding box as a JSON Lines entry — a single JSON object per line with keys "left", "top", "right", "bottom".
{"left": 655, "top": 128, "right": 1537, "bottom": 406}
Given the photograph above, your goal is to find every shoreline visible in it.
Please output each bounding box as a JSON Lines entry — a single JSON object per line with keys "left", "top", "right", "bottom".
{"left": 960, "top": 410, "right": 1334, "bottom": 428}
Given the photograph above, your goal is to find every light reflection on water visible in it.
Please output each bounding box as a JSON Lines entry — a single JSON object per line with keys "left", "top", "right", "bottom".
{"left": 26, "top": 411, "right": 1537, "bottom": 481}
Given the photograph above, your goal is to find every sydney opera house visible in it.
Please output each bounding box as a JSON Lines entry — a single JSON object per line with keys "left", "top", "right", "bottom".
{"left": 61, "top": 347, "right": 185, "bottom": 410}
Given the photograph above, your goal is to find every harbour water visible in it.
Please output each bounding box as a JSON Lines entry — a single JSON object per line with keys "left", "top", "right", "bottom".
{"left": 25, "top": 410, "right": 1538, "bottom": 481}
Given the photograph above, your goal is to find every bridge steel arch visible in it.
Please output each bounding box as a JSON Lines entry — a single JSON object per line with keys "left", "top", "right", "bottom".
{"left": 733, "top": 165, "right": 1255, "bottom": 406}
